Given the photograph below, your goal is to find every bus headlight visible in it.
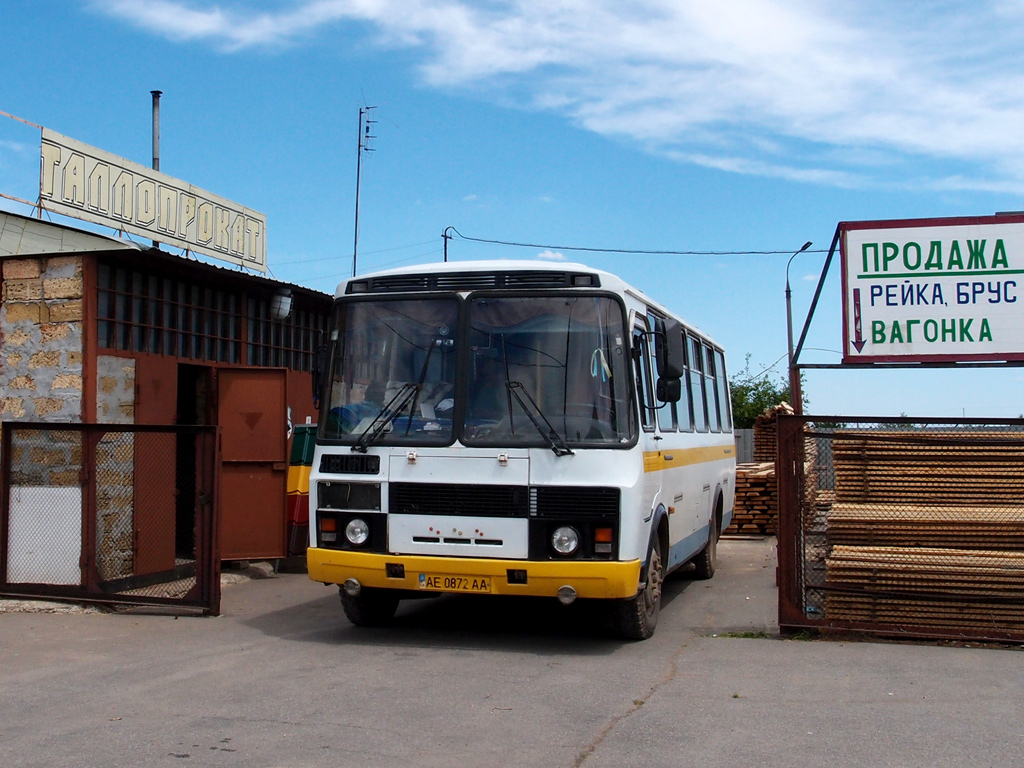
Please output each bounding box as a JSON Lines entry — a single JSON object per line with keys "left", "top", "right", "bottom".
{"left": 345, "top": 518, "right": 370, "bottom": 546}
{"left": 551, "top": 526, "right": 580, "bottom": 555}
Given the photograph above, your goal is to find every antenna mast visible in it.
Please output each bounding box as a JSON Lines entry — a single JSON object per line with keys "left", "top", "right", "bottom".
{"left": 352, "top": 105, "right": 377, "bottom": 277}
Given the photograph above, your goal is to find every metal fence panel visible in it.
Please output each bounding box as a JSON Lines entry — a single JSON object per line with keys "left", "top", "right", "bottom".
{"left": 1, "top": 423, "right": 220, "bottom": 615}
{"left": 777, "top": 415, "right": 1024, "bottom": 643}
{"left": 734, "top": 429, "right": 754, "bottom": 463}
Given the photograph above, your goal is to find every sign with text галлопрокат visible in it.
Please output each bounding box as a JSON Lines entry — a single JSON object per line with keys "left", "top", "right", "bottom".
{"left": 39, "top": 128, "right": 266, "bottom": 272}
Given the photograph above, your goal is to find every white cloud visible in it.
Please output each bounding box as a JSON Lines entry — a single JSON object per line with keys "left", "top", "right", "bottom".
{"left": 0, "top": 139, "right": 32, "bottom": 154}
{"left": 535, "top": 250, "right": 566, "bottom": 261}
{"left": 462, "top": 194, "right": 477, "bottom": 202}
{"left": 90, "top": 0, "right": 1024, "bottom": 190}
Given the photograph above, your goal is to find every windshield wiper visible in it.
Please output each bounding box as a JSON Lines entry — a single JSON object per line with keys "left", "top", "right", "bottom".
{"left": 404, "top": 336, "right": 447, "bottom": 436}
{"left": 494, "top": 335, "right": 572, "bottom": 456}
{"left": 505, "top": 381, "right": 574, "bottom": 457}
{"left": 352, "top": 383, "right": 418, "bottom": 453}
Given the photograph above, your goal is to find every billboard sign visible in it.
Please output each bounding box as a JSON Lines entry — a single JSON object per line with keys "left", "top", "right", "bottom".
{"left": 39, "top": 129, "right": 266, "bottom": 272}
{"left": 841, "top": 215, "right": 1024, "bottom": 364}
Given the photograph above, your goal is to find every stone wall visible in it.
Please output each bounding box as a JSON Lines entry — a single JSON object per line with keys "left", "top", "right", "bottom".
{"left": 95, "top": 355, "right": 137, "bottom": 579}
{"left": 95, "top": 431, "right": 136, "bottom": 580}
{"left": 1, "top": 256, "right": 84, "bottom": 422}
{"left": 1, "top": 257, "right": 137, "bottom": 580}
{"left": 7, "top": 429, "right": 83, "bottom": 487}
{"left": 97, "top": 355, "right": 136, "bottom": 423}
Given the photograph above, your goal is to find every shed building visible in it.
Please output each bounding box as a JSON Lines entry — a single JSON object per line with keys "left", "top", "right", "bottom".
{"left": 0, "top": 209, "right": 332, "bottom": 562}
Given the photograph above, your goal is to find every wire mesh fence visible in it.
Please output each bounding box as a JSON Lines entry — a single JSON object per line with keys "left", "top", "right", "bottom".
{"left": 1, "top": 422, "right": 220, "bottom": 614}
{"left": 777, "top": 415, "right": 1024, "bottom": 643}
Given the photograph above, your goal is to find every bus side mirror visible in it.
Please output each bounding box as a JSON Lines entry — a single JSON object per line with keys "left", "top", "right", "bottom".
{"left": 653, "top": 317, "right": 684, "bottom": 380}
{"left": 312, "top": 343, "right": 328, "bottom": 408}
{"left": 656, "top": 377, "right": 682, "bottom": 403}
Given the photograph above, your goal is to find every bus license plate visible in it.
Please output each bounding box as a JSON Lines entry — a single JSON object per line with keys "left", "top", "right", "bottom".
{"left": 419, "top": 574, "right": 492, "bottom": 593}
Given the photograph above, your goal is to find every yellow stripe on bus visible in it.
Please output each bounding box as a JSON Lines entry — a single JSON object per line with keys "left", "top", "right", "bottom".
{"left": 643, "top": 444, "right": 734, "bottom": 473}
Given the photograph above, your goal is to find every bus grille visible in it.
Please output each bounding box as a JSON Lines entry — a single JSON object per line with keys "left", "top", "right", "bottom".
{"left": 388, "top": 484, "right": 620, "bottom": 519}
{"left": 531, "top": 487, "right": 620, "bottom": 518}
{"left": 347, "top": 270, "right": 601, "bottom": 294}
{"left": 390, "top": 483, "right": 528, "bottom": 517}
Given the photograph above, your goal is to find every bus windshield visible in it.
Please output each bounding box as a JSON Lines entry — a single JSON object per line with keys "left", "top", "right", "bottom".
{"left": 319, "top": 293, "right": 634, "bottom": 448}
{"left": 322, "top": 297, "right": 459, "bottom": 445}
{"left": 464, "top": 295, "right": 633, "bottom": 447}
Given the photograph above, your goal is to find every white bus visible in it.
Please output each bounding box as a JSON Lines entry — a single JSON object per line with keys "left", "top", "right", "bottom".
{"left": 307, "top": 260, "right": 735, "bottom": 639}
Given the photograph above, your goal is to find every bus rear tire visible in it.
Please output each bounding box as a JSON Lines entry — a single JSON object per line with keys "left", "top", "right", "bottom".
{"left": 692, "top": 518, "right": 718, "bottom": 580}
{"left": 612, "top": 538, "right": 663, "bottom": 640}
{"left": 340, "top": 586, "right": 400, "bottom": 626}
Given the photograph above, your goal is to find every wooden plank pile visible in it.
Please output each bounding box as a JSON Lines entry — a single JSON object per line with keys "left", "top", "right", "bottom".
{"left": 725, "top": 462, "right": 777, "bottom": 535}
{"left": 825, "top": 545, "right": 1024, "bottom": 630}
{"left": 832, "top": 432, "right": 1024, "bottom": 505}
{"left": 827, "top": 504, "right": 1024, "bottom": 550}
{"left": 752, "top": 403, "right": 793, "bottom": 463}
{"left": 822, "top": 429, "right": 1024, "bottom": 633}
{"left": 723, "top": 403, "right": 803, "bottom": 536}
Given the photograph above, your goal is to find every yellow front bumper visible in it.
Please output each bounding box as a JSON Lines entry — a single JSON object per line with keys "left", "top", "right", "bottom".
{"left": 308, "top": 547, "right": 642, "bottom": 600}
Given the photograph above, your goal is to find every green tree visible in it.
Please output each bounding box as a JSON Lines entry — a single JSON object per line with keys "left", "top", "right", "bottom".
{"left": 729, "top": 354, "right": 792, "bottom": 429}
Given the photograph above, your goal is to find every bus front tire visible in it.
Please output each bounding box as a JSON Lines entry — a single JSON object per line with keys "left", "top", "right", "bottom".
{"left": 339, "top": 586, "right": 399, "bottom": 626}
{"left": 612, "top": 538, "right": 663, "bottom": 641}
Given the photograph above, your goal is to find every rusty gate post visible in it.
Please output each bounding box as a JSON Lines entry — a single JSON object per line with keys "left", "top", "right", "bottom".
{"left": 776, "top": 413, "right": 806, "bottom": 632}
{"left": 82, "top": 427, "right": 101, "bottom": 592}
{"left": 0, "top": 426, "right": 11, "bottom": 587}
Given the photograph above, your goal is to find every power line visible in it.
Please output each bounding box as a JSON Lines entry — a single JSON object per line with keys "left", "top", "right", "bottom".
{"left": 283, "top": 247, "right": 445, "bottom": 287}
{"left": 374, "top": 247, "right": 445, "bottom": 270}
{"left": 273, "top": 238, "right": 436, "bottom": 266}
{"left": 733, "top": 353, "right": 789, "bottom": 384}
{"left": 447, "top": 227, "right": 828, "bottom": 257}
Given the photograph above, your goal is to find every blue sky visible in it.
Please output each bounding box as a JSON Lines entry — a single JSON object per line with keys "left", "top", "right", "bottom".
{"left": 2, "top": 0, "right": 1023, "bottom": 418}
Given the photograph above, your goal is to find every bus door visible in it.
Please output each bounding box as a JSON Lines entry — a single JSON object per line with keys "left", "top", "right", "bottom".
{"left": 650, "top": 320, "right": 687, "bottom": 556}
{"left": 687, "top": 333, "right": 712, "bottom": 537}
{"left": 631, "top": 316, "right": 661, "bottom": 524}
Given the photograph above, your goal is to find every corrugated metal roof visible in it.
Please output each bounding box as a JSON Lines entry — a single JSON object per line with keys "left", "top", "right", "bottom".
{"left": 0, "top": 210, "right": 140, "bottom": 256}
{"left": 0, "top": 209, "right": 330, "bottom": 301}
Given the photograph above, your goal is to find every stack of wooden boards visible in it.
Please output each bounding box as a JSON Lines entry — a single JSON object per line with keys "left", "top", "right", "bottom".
{"left": 831, "top": 432, "right": 1024, "bottom": 506}
{"left": 822, "top": 431, "right": 1024, "bottom": 632}
{"left": 725, "top": 462, "right": 777, "bottom": 535}
{"left": 752, "top": 403, "right": 793, "bottom": 463}
{"left": 724, "top": 403, "right": 797, "bottom": 536}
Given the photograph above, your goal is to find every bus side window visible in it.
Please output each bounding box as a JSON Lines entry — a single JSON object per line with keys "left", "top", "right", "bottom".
{"left": 632, "top": 324, "right": 655, "bottom": 431}
{"left": 715, "top": 349, "right": 732, "bottom": 433}
{"left": 677, "top": 328, "right": 693, "bottom": 431}
{"left": 704, "top": 343, "right": 720, "bottom": 432}
{"left": 689, "top": 335, "right": 708, "bottom": 432}
{"left": 656, "top": 388, "right": 677, "bottom": 432}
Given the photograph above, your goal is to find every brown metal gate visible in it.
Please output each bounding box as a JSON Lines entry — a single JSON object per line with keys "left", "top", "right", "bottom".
{"left": 0, "top": 422, "right": 220, "bottom": 614}
{"left": 777, "top": 415, "right": 1024, "bottom": 643}
{"left": 217, "top": 368, "right": 288, "bottom": 560}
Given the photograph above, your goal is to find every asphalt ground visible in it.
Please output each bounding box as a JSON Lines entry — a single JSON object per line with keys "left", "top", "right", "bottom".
{"left": 1, "top": 537, "right": 1021, "bottom": 768}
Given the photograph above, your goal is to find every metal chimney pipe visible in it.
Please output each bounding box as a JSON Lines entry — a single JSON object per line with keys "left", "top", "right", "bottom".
{"left": 151, "top": 90, "right": 162, "bottom": 172}
{"left": 150, "top": 90, "right": 162, "bottom": 249}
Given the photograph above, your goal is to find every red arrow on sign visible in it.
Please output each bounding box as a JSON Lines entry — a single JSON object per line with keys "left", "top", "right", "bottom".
{"left": 851, "top": 288, "right": 866, "bottom": 353}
